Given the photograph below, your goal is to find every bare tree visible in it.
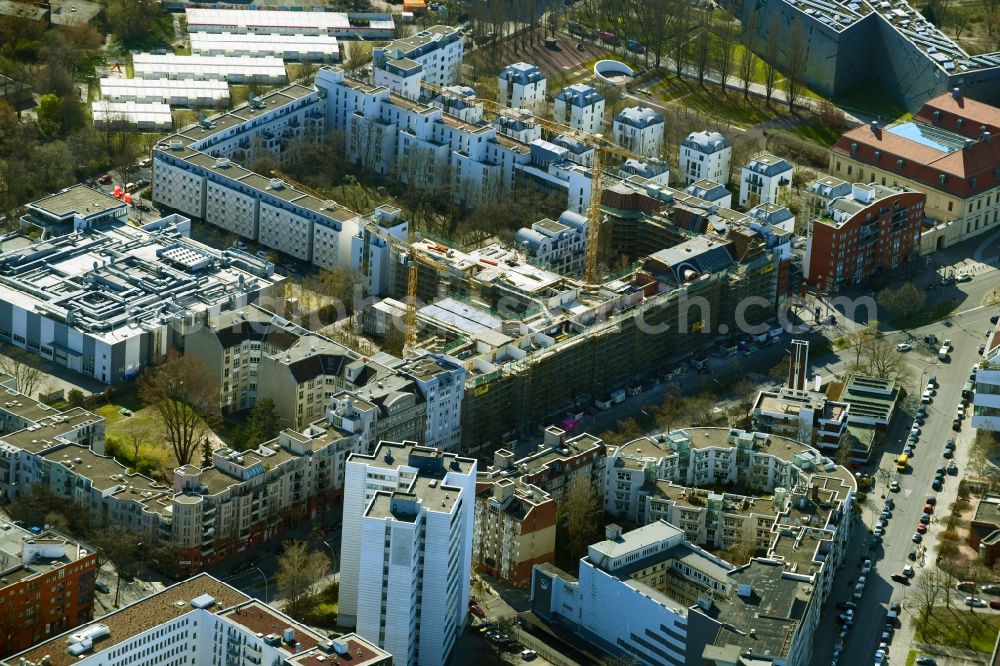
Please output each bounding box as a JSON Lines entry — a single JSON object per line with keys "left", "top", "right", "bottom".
{"left": 714, "top": 21, "right": 738, "bottom": 91}
{"left": 694, "top": 12, "right": 712, "bottom": 85}
{"left": 878, "top": 282, "right": 926, "bottom": 326}
{"left": 562, "top": 475, "right": 602, "bottom": 560}
{"left": 738, "top": 5, "right": 760, "bottom": 99}
{"left": 122, "top": 423, "right": 151, "bottom": 463}
{"left": 276, "top": 540, "right": 331, "bottom": 619}
{"left": 137, "top": 351, "right": 220, "bottom": 467}
{"left": 784, "top": 18, "right": 808, "bottom": 110}
{"left": 912, "top": 570, "right": 946, "bottom": 635}
{"left": 0, "top": 347, "right": 43, "bottom": 397}
{"left": 669, "top": 0, "right": 693, "bottom": 78}
{"left": 763, "top": 14, "right": 781, "bottom": 105}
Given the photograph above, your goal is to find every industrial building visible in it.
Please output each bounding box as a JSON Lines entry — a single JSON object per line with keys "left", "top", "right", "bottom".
{"left": 91, "top": 101, "right": 173, "bottom": 131}
{"left": 99, "top": 78, "right": 230, "bottom": 107}
{"left": 534, "top": 426, "right": 856, "bottom": 665}
{"left": 0, "top": 523, "right": 97, "bottom": 659}
{"left": 340, "top": 441, "right": 476, "bottom": 666}
{"left": 0, "top": 212, "right": 281, "bottom": 384}
{"left": 131, "top": 53, "right": 288, "bottom": 84}
{"left": 185, "top": 7, "right": 396, "bottom": 40}
{"left": 720, "top": 0, "right": 1000, "bottom": 111}
{"left": 804, "top": 180, "right": 924, "bottom": 290}
{"left": 830, "top": 90, "right": 1000, "bottom": 250}
{"left": 4, "top": 574, "right": 391, "bottom": 666}
{"left": 189, "top": 32, "right": 341, "bottom": 62}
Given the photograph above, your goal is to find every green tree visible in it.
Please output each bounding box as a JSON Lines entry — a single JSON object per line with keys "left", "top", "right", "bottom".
{"left": 877, "top": 282, "right": 926, "bottom": 325}
{"left": 236, "top": 398, "right": 282, "bottom": 450}
{"left": 36, "top": 93, "right": 62, "bottom": 137}
{"left": 67, "top": 388, "right": 86, "bottom": 408}
{"left": 105, "top": 0, "right": 163, "bottom": 44}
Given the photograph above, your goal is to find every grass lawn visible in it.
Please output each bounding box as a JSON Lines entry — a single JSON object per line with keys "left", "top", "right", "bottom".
{"left": 890, "top": 298, "right": 958, "bottom": 330}
{"left": 652, "top": 76, "right": 788, "bottom": 127}
{"left": 914, "top": 607, "right": 1000, "bottom": 653}
{"left": 787, "top": 122, "right": 843, "bottom": 148}
{"left": 904, "top": 650, "right": 917, "bottom": 666}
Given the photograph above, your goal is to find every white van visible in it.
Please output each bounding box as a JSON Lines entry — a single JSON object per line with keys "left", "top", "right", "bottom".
{"left": 939, "top": 346, "right": 950, "bottom": 361}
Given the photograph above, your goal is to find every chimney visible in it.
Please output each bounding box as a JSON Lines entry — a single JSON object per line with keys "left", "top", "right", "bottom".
{"left": 953, "top": 86, "right": 962, "bottom": 100}
{"left": 964, "top": 138, "right": 975, "bottom": 151}
{"left": 869, "top": 120, "right": 879, "bottom": 133}
{"left": 985, "top": 131, "right": 992, "bottom": 143}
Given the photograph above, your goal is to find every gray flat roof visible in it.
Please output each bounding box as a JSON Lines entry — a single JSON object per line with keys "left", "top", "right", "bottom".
{"left": 28, "top": 184, "right": 124, "bottom": 219}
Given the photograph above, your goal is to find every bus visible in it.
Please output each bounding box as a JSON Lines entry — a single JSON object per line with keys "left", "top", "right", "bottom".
{"left": 896, "top": 454, "right": 909, "bottom": 472}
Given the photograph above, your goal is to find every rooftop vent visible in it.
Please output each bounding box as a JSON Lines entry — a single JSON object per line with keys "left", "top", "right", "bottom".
{"left": 269, "top": 178, "right": 285, "bottom": 190}
{"left": 215, "top": 158, "right": 231, "bottom": 169}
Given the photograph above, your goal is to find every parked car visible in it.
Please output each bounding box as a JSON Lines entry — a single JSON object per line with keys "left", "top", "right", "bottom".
{"left": 990, "top": 599, "right": 1000, "bottom": 610}
{"left": 915, "top": 657, "right": 938, "bottom": 666}
{"left": 913, "top": 532, "right": 923, "bottom": 543}
{"left": 469, "top": 604, "right": 486, "bottom": 618}
{"left": 904, "top": 564, "right": 915, "bottom": 577}
{"left": 932, "top": 479, "right": 942, "bottom": 491}
{"left": 916, "top": 524, "right": 927, "bottom": 534}
{"left": 890, "top": 481, "right": 900, "bottom": 492}
{"left": 966, "top": 596, "right": 988, "bottom": 608}
{"left": 521, "top": 650, "right": 537, "bottom": 661}
{"left": 958, "top": 580, "right": 978, "bottom": 592}
{"left": 926, "top": 496, "right": 937, "bottom": 506}
{"left": 891, "top": 573, "right": 909, "bottom": 583}
{"left": 98, "top": 173, "right": 112, "bottom": 185}
{"left": 981, "top": 584, "right": 1000, "bottom": 594}
{"left": 95, "top": 581, "right": 110, "bottom": 593}
{"left": 897, "top": 343, "right": 912, "bottom": 351}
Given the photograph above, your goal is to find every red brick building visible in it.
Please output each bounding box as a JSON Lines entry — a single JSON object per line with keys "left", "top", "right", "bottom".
{"left": 804, "top": 182, "right": 925, "bottom": 291}
{"left": 0, "top": 525, "right": 97, "bottom": 658}
{"left": 473, "top": 427, "right": 607, "bottom": 586}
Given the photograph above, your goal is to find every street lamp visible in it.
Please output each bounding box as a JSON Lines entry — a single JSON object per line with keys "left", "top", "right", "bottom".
{"left": 254, "top": 566, "right": 269, "bottom": 603}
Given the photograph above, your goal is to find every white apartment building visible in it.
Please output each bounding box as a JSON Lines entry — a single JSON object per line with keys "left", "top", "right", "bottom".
{"left": 514, "top": 210, "right": 588, "bottom": 275}
{"left": 739, "top": 153, "right": 793, "bottom": 208}
{"left": 536, "top": 427, "right": 856, "bottom": 666}
{"left": 679, "top": 130, "right": 733, "bottom": 186}
{"left": 498, "top": 62, "right": 547, "bottom": 114}
{"left": 613, "top": 106, "right": 664, "bottom": 157}
{"left": 683, "top": 179, "right": 732, "bottom": 209}
{"left": 131, "top": 53, "right": 288, "bottom": 84}
{"left": 553, "top": 83, "right": 605, "bottom": 134}
{"left": 974, "top": 323, "right": 1000, "bottom": 430}
{"left": 373, "top": 25, "right": 464, "bottom": 90}
{"left": 340, "top": 442, "right": 477, "bottom": 666}
{"left": 5, "top": 574, "right": 392, "bottom": 666}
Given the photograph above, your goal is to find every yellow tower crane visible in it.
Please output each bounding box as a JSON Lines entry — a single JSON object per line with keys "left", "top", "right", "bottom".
{"left": 417, "top": 81, "right": 646, "bottom": 285}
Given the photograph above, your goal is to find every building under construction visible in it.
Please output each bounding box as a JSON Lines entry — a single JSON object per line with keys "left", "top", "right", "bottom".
{"left": 366, "top": 182, "right": 788, "bottom": 453}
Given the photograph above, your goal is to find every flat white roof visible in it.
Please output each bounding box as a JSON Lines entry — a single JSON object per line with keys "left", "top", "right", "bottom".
{"left": 190, "top": 32, "right": 340, "bottom": 57}
{"left": 132, "top": 53, "right": 287, "bottom": 80}
{"left": 100, "top": 78, "right": 230, "bottom": 102}
{"left": 91, "top": 101, "right": 173, "bottom": 126}
{"left": 186, "top": 7, "right": 352, "bottom": 30}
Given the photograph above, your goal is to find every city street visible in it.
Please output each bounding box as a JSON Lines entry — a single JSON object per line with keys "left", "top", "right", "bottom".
{"left": 810, "top": 259, "right": 1000, "bottom": 665}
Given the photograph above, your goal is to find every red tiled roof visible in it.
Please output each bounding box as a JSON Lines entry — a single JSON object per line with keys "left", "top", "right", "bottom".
{"left": 832, "top": 124, "right": 1000, "bottom": 199}
{"left": 916, "top": 92, "right": 1000, "bottom": 139}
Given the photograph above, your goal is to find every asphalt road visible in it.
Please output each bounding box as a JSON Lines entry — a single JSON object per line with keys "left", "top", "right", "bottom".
{"left": 811, "top": 295, "right": 999, "bottom": 665}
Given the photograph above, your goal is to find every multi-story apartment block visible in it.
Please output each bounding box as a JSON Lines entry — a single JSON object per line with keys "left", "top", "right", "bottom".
{"left": 804, "top": 181, "right": 925, "bottom": 291}
{"left": 152, "top": 81, "right": 365, "bottom": 270}
{"left": 373, "top": 25, "right": 463, "bottom": 92}
{"left": 679, "top": 130, "right": 732, "bottom": 186}
{"left": 830, "top": 90, "right": 1000, "bottom": 250}
{"left": 339, "top": 441, "right": 476, "bottom": 666}
{"left": 498, "top": 62, "right": 547, "bottom": 113}
{"left": 553, "top": 83, "right": 605, "bottom": 134}
{"left": 184, "top": 304, "right": 466, "bottom": 445}
{"left": 473, "top": 477, "right": 556, "bottom": 587}
{"left": 739, "top": 153, "right": 793, "bottom": 208}
{"left": 613, "top": 106, "right": 664, "bottom": 157}
{"left": 514, "top": 210, "right": 588, "bottom": 275}
{"left": 472, "top": 428, "right": 605, "bottom": 586}
{"left": 534, "top": 456, "right": 853, "bottom": 666}
{"left": 0, "top": 523, "right": 97, "bottom": 658}
{"left": 536, "top": 424, "right": 856, "bottom": 665}
{"left": 5, "top": 574, "right": 392, "bottom": 666}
